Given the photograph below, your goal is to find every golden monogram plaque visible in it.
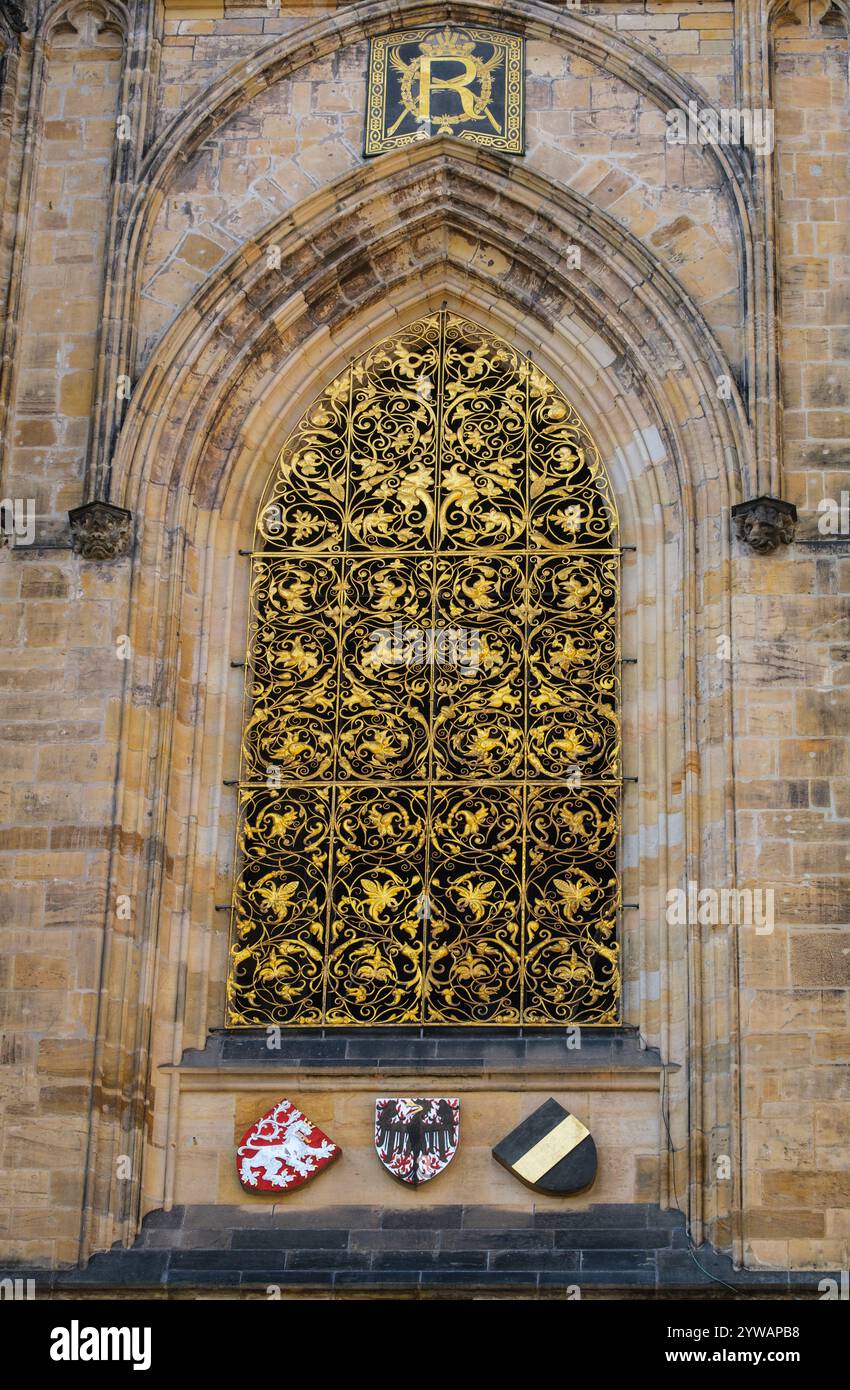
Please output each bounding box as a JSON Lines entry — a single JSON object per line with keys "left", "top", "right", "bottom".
{"left": 365, "top": 26, "right": 524, "bottom": 157}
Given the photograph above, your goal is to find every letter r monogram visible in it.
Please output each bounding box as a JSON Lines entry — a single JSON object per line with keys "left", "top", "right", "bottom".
{"left": 419, "top": 54, "right": 480, "bottom": 121}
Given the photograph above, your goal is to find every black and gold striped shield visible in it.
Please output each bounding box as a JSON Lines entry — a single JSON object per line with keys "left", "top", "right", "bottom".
{"left": 492, "top": 1098, "right": 597, "bottom": 1195}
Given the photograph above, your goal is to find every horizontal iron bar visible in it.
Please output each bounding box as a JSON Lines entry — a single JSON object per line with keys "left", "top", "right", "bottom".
{"left": 244, "top": 547, "right": 627, "bottom": 559}
{"left": 213, "top": 1025, "right": 647, "bottom": 1037}
{"left": 233, "top": 778, "right": 626, "bottom": 789}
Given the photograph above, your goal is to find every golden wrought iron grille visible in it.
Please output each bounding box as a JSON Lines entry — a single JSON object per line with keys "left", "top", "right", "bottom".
{"left": 227, "top": 312, "right": 621, "bottom": 1026}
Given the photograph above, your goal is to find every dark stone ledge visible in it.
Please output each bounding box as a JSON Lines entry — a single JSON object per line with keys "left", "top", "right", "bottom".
{"left": 1, "top": 1205, "right": 836, "bottom": 1299}
{"left": 174, "top": 1025, "right": 666, "bottom": 1074}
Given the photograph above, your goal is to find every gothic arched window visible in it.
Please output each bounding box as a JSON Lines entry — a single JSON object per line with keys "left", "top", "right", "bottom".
{"left": 227, "top": 312, "right": 621, "bottom": 1026}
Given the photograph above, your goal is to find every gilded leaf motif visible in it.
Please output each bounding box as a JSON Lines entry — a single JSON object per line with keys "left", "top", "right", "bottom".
{"left": 229, "top": 312, "right": 621, "bottom": 1026}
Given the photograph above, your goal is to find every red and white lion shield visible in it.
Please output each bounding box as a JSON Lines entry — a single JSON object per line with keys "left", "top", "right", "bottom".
{"left": 375, "top": 1098, "right": 460, "bottom": 1186}
{"left": 237, "top": 1098, "right": 340, "bottom": 1193}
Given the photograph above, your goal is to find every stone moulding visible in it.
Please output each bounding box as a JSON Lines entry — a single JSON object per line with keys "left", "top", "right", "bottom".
{"left": 68, "top": 499, "right": 133, "bottom": 560}
{"left": 731, "top": 496, "right": 798, "bottom": 554}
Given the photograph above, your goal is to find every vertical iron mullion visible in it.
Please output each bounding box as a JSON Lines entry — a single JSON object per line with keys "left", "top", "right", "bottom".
{"left": 519, "top": 357, "right": 531, "bottom": 1023}
{"left": 321, "top": 553, "right": 346, "bottom": 1026}
{"left": 322, "top": 363, "right": 356, "bottom": 1023}
{"left": 423, "top": 310, "right": 447, "bottom": 1022}
{"left": 225, "top": 550, "right": 261, "bottom": 1024}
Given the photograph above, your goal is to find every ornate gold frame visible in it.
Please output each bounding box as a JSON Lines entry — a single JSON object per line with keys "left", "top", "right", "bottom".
{"left": 365, "top": 27, "right": 524, "bottom": 157}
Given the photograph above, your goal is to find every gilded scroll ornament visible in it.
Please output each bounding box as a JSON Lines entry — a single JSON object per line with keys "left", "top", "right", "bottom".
{"left": 227, "top": 312, "right": 621, "bottom": 1026}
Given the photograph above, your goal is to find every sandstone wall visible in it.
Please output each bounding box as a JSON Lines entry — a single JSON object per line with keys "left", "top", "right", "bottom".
{"left": 0, "top": 0, "right": 846, "bottom": 1280}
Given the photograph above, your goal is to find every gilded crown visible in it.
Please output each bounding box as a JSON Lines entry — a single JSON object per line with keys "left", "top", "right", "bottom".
{"left": 421, "top": 26, "right": 477, "bottom": 58}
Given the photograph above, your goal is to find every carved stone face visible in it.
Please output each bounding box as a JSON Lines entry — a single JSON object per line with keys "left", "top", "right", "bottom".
{"left": 69, "top": 502, "right": 133, "bottom": 561}
{"left": 742, "top": 513, "right": 778, "bottom": 553}
{"left": 75, "top": 519, "right": 132, "bottom": 561}
{"left": 734, "top": 501, "right": 796, "bottom": 554}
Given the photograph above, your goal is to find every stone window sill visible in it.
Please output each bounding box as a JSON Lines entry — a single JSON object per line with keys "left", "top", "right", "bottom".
{"left": 170, "top": 1025, "right": 670, "bottom": 1082}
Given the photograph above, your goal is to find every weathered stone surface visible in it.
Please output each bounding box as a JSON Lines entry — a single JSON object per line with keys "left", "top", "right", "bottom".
{"left": 0, "top": 0, "right": 846, "bottom": 1287}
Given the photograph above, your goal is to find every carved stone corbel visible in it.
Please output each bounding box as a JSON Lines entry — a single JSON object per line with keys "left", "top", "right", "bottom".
{"left": 732, "top": 496, "right": 797, "bottom": 554}
{"left": 69, "top": 501, "right": 133, "bottom": 560}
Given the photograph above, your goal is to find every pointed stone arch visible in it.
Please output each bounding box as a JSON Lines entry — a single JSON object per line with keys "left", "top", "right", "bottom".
{"left": 77, "top": 138, "right": 750, "bottom": 1265}
{"left": 113, "top": 141, "right": 754, "bottom": 510}
{"left": 87, "top": 0, "right": 772, "bottom": 505}
{"left": 43, "top": 0, "right": 129, "bottom": 47}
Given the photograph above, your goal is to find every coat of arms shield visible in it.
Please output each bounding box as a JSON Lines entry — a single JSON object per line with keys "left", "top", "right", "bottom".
{"left": 237, "top": 1098, "right": 340, "bottom": 1193}
{"left": 375, "top": 1097, "right": 460, "bottom": 1186}
{"left": 492, "top": 1097, "right": 597, "bottom": 1195}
